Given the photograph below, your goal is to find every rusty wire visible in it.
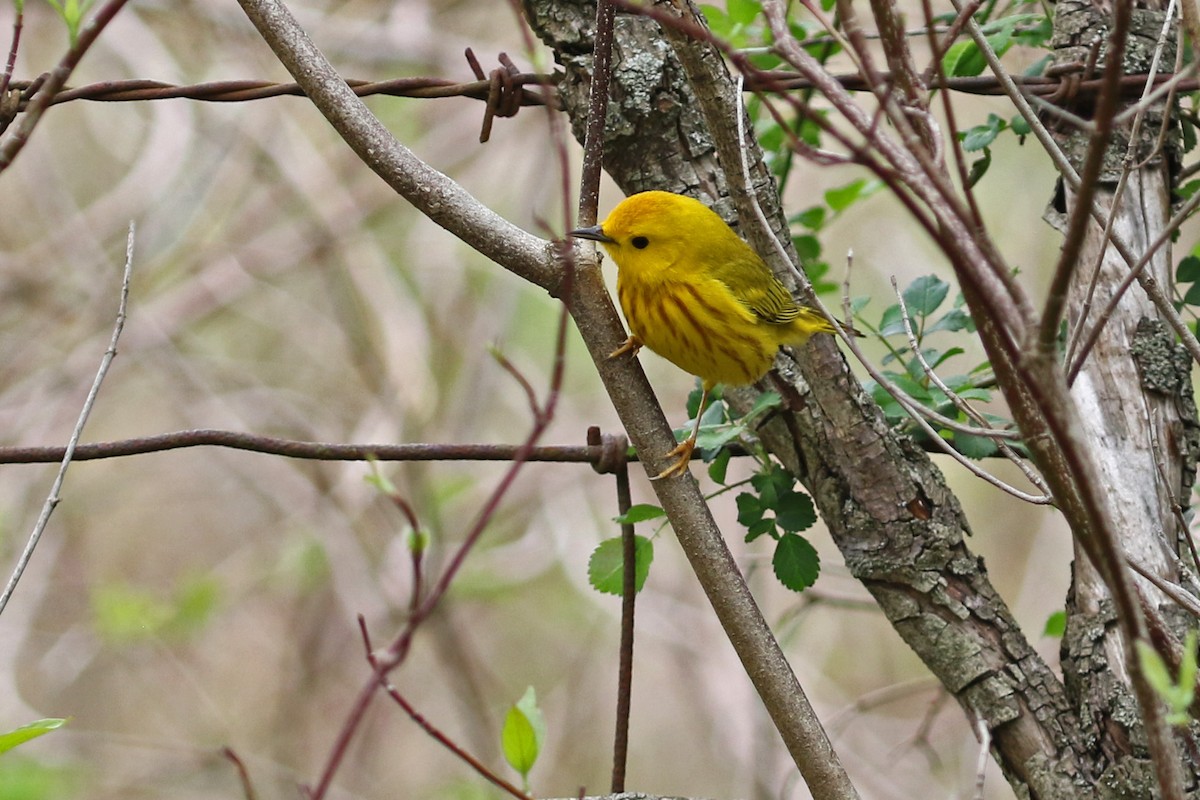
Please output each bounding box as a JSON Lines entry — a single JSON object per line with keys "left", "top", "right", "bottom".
{"left": 3, "top": 48, "right": 1191, "bottom": 144}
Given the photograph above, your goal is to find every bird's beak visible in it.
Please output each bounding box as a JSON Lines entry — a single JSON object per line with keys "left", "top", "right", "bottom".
{"left": 569, "top": 224, "right": 616, "bottom": 244}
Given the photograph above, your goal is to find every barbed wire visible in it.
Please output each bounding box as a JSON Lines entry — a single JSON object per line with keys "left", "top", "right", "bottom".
{"left": 4, "top": 48, "right": 1192, "bottom": 145}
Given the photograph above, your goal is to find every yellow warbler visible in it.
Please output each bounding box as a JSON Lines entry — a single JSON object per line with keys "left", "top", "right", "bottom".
{"left": 571, "top": 190, "right": 839, "bottom": 479}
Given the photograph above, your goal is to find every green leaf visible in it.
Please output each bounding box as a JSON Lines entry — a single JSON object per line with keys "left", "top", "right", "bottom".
{"left": 515, "top": 687, "right": 547, "bottom": 753}
{"left": 1136, "top": 640, "right": 1176, "bottom": 701}
{"left": 1178, "top": 255, "right": 1200, "bottom": 282}
{"left": 0, "top": 719, "right": 68, "bottom": 755}
{"left": 942, "top": 18, "right": 1019, "bottom": 76}
{"left": 776, "top": 491, "right": 817, "bottom": 533}
{"left": 1183, "top": 281, "right": 1200, "bottom": 307}
{"left": 928, "top": 346, "right": 965, "bottom": 369}
{"left": 1010, "top": 113, "right": 1033, "bottom": 136}
{"left": 879, "top": 304, "right": 907, "bottom": 336}
{"left": 708, "top": 447, "right": 732, "bottom": 484}
{"left": 1013, "top": 15, "right": 1053, "bottom": 47}
{"left": 772, "top": 533, "right": 820, "bottom": 591}
{"left": 745, "top": 517, "right": 777, "bottom": 542}
{"left": 1043, "top": 610, "right": 1066, "bottom": 638}
{"left": 792, "top": 233, "right": 822, "bottom": 261}
{"left": 502, "top": 706, "right": 539, "bottom": 779}
{"left": 791, "top": 206, "right": 826, "bottom": 230}
{"left": 742, "top": 391, "right": 783, "bottom": 422}
{"left": 954, "top": 431, "right": 999, "bottom": 459}
{"left": 961, "top": 114, "right": 1005, "bottom": 152}
{"left": 613, "top": 504, "right": 665, "bottom": 525}
{"left": 824, "top": 178, "right": 882, "bottom": 212}
{"left": 736, "top": 491, "right": 764, "bottom": 527}
{"left": 903, "top": 274, "right": 951, "bottom": 318}
{"left": 727, "top": 0, "right": 760, "bottom": 25}
{"left": 167, "top": 574, "right": 220, "bottom": 634}
{"left": 587, "top": 536, "right": 654, "bottom": 595}
{"left": 91, "top": 584, "right": 173, "bottom": 643}
{"left": 927, "top": 308, "right": 973, "bottom": 333}
{"left": 941, "top": 40, "right": 980, "bottom": 78}
{"left": 698, "top": 5, "right": 731, "bottom": 36}
{"left": 1178, "top": 630, "right": 1199, "bottom": 705}
{"left": 966, "top": 147, "right": 992, "bottom": 188}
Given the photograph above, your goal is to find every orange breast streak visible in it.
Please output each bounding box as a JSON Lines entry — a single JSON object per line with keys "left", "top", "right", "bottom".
{"left": 617, "top": 273, "right": 780, "bottom": 388}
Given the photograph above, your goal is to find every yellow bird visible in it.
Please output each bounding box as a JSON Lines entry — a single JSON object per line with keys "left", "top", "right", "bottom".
{"left": 571, "top": 190, "right": 839, "bottom": 479}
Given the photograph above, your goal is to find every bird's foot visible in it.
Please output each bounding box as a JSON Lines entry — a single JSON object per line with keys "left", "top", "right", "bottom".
{"left": 609, "top": 335, "right": 643, "bottom": 360}
{"left": 651, "top": 437, "right": 695, "bottom": 480}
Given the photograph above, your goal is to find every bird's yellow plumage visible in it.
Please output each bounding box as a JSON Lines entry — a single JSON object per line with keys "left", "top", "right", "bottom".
{"left": 571, "top": 190, "right": 838, "bottom": 478}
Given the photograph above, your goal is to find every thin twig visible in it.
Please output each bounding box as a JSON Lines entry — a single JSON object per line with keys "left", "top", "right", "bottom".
{"left": 1127, "top": 557, "right": 1200, "bottom": 618}
{"left": 0, "top": 221, "right": 134, "bottom": 618}
{"left": 578, "top": 0, "right": 616, "bottom": 229}
{"left": 0, "top": 0, "right": 131, "bottom": 172}
{"left": 357, "top": 619, "right": 533, "bottom": 800}
{"left": 220, "top": 747, "right": 260, "bottom": 800}
{"left": 891, "top": 277, "right": 1051, "bottom": 496}
{"left": 972, "top": 716, "right": 991, "bottom": 800}
{"left": 0, "top": 5, "right": 22, "bottom": 111}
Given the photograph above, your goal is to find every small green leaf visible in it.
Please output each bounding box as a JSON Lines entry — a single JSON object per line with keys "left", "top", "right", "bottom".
{"left": 966, "top": 147, "right": 992, "bottom": 188}
{"left": 1043, "top": 610, "right": 1066, "bottom": 638}
{"left": 92, "top": 584, "right": 173, "bottom": 643}
{"left": 613, "top": 504, "right": 665, "bottom": 525}
{"left": 824, "top": 178, "right": 882, "bottom": 212}
{"left": 708, "top": 447, "right": 732, "bottom": 484}
{"left": 1178, "top": 630, "right": 1199, "bottom": 706}
{"left": 942, "top": 19, "right": 1018, "bottom": 76}
{"left": 0, "top": 719, "right": 68, "bottom": 755}
{"left": 1136, "top": 640, "right": 1175, "bottom": 697}
{"left": 772, "top": 533, "right": 820, "bottom": 592}
{"left": 515, "top": 687, "right": 547, "bottom": 753}
{"left": 502, "top": 706, "right": 539, "bottom": 778}
{"left": 775, "top": 491, "right": 817, "bottom": 533}
{"left": 927, "top": 308, "right": 973, "bottom": 333}
{"left": 1177, "top": 255, "right": 1200, "bottom": 282}
{"left": 791, "top": 206, "right": 826, "bottom": 230}
{"left": 1183, "top": 282, "right": 1200, "bottom": 307}
{"left": 792, "top": 234, "right": 822, "bottom": 261}
{"left": 587, "top": 536, "right": 654, "bottom": 595}
{"left": 954, "top": 431, "right": 999, "bottom": 459}
{"left": 727, "top": 0, "right": 760, "bottom": 25}
{"left": 903, "top": 275, "right": 951, "bottom": 318}
{"left": 742, "top": 391, "right": 783, "bottom": 422}
{"left": 745, "top": 517, "right": 777, "bottom": 542}
{"left": 961, "top": 114, "right": 1006, "bottom": 152}
{"left": 879, "top": 304, "right": 907, "bottom": 336}
{"left": 698, "top": 5, "right": 731, "bottom": 36}
{"left": 736, "top": 492, "right": 765, "bottom": 527}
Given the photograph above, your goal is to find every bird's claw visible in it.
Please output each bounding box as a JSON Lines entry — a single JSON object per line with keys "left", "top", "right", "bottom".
{"left": 651, "top": 438, "right": 695, "bottom": 480}
{"left": 609, "top": 335, "right": 643, "bottom": 360}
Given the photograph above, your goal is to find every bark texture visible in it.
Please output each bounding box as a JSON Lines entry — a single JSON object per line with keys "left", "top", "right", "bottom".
{"left": 1047, "top": 1, "right": 1199, "bottom": 793}
{"left": 522, "top": 2, "right": 1130, "bottom": 796}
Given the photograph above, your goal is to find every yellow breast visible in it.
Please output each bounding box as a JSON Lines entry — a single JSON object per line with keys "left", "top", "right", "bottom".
{"left": 617, "top": 271, "right": 780, "bottom": 388}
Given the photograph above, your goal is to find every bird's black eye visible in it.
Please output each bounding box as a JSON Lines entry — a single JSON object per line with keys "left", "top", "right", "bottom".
{"left": 631, "top": 236, "right": 649, "bottom": 249}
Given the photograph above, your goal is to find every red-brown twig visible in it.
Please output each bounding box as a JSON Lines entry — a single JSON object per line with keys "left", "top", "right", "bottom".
{"left": 0, "top": 0, "right": 130, "bottom": 172}
{"left": 356, "top": 618, "right": 533, "bottom": 800}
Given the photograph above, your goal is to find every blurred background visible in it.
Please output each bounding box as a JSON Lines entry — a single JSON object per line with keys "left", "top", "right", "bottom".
{"left": 0, "top": 1, "right": 1082, "bottom": 798}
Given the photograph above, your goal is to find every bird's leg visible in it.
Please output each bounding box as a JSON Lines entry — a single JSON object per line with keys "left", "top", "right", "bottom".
{"left": 653, "top": 385, "right": 708, "bottom": 480}
{"left": 609, "top": 334, "right": 643, "bottom": 360}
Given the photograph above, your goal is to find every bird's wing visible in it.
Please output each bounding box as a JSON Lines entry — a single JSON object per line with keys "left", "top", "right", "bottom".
{"left": 711, "top": 250, "right": 801, "bottom": 324}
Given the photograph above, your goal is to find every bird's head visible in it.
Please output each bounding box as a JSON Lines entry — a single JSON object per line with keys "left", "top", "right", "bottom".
{"left": 570, "top": 191, "right": 722, "bottom": 275}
